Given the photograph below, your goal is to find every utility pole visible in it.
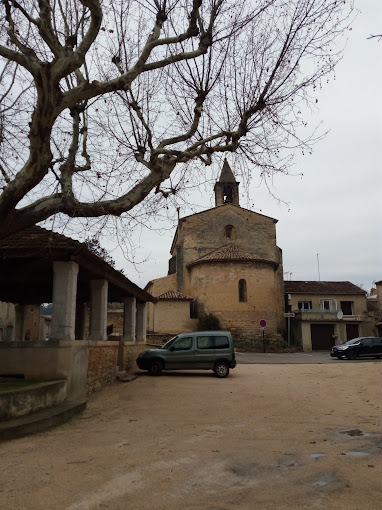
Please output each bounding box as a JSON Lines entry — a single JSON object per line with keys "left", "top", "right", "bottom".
{"left": 317, "top": 253, "right": 321, "bottom": 281}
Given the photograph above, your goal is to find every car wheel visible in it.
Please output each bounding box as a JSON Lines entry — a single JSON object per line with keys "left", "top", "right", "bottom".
{"left": 346, "top": 350, "right": 357, "bottom": 360}
{"left": 214, "top": 362, "right": 229, "bottom": 378}
{"left": 148, "top": 360, "right": 163, "bottom": 376}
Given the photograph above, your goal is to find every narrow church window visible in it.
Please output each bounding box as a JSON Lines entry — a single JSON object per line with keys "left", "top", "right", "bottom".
{"left": 239, "top": 279, "right": 247, "bottom": 302}
{"left": 224, "top": 225, "right": 235, "bottom": 240}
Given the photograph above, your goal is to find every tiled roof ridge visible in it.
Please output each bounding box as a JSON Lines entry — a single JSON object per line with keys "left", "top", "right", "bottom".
{"left": 187, "top": 244, "right": 279, "bottom": 270}
{"left": 284, "top": 280, "right": 366, "bottom": 295}
{"left": 156, "top": 290, "right": 194, "bottom": 300}
{"left": 0, "top": 225, "right": 84, "bottom": 250}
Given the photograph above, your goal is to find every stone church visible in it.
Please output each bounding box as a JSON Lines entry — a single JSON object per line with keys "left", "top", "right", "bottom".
{"left": 145, "top": 160, "right": 285, "bottom": 341}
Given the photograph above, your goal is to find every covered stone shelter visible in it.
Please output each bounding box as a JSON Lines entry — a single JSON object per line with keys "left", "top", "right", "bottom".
{"left": 0, "top": 226, "right": 156, "bottom": 398}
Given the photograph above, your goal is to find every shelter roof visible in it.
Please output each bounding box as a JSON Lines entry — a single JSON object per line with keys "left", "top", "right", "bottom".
{"left": 187, "top": 244, "right": 279, "bottom": 270}
{"left": 284, "top": 281, "right": 366, "bottom": 295}
{"left": 0, "top": 226, "right": 156, "bottom": 304}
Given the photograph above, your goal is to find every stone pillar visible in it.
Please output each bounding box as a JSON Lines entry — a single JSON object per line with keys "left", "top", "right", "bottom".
{"left": 89, "top": 279, "right": 108, "bottom": 341}
{"left": 123, "top": 297, "right": 136, "bottom": 342}
{"left": 50, "top": 261, "right": 79, "bottom": 341}
{"left": 14, "top": 305, "right": 25, "bottom": 341}
{"left": 136, "top": 301, "right": 147, "bottom": 343}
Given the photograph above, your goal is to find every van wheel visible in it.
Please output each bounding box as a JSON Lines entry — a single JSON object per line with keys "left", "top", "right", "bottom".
{"left": 214, "top": 362, "right": 229, "bottom": 378}
{"left": 148, "top": 360, "right": 163, "bottom": 376}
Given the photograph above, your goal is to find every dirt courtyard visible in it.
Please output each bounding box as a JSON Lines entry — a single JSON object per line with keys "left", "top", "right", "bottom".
{"left": 0, "top": 362, "right": 381, "bottom": 510}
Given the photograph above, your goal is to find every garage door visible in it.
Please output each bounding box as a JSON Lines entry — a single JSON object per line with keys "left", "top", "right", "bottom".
{"left": 310, "top": 324, "right": 335, "bottom": 350}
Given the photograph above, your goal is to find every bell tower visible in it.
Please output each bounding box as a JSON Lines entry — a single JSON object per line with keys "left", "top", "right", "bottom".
{"left": 214, "top": 159, "right": 240, "bottom": 206}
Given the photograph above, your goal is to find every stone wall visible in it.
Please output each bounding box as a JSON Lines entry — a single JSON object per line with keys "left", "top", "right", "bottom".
{"left": 146, "top": 333, "right": 174, "bottom": 346}
{"left": 0, "top": 302, "right": 15, "bottom": 342}
{"left": 0, "top": 380, "right": 66, "bottom": 421}
{"left": 190, "top": 261, "right": 280, "bottom": 334}
{"left": 86, "top": 342, "right": 118, "bottom": 395}
{"left": 120, "top": 342, "right": 147, "bottom": 372}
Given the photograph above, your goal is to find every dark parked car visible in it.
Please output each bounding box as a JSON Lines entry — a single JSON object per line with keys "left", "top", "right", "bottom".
{"left": 330, "top": 337, "right": 382, "bottom": 360}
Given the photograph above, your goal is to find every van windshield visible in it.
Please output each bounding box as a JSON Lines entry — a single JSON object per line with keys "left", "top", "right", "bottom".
{"left": 161, "top": 336, "right": 178, "bottom": 349}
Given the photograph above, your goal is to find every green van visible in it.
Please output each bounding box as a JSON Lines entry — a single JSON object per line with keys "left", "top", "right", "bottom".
{"left": 136, "top": 331, "right": 237, "bottom": 378}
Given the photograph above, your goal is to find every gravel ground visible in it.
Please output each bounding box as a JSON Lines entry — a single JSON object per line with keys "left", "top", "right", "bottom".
{"left": 0, "top": 362, "right": 381, "bottom": 510}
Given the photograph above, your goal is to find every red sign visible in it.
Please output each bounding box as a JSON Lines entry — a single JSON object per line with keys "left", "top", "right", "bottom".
{"left": 259, "top": 319, "right": 267, "bottom": 327}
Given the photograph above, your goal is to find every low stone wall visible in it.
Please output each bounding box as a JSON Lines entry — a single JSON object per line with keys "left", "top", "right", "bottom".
{"left": 119, "top": 342, "right": 147, "bottom": 372}
{"left": 146, "top": 333, "right": 174, "bottom": 346}
{"left": 0, "top": 341, "right": 88, "bottom": 401}
{"left": 0, "top": 380, "right": 66, "bottom": 421}
{"left": 87, "top": 341, "right": 119, "bottom": 395}
{"left": 231, "top": 330, "right": 291, "bottom": 352}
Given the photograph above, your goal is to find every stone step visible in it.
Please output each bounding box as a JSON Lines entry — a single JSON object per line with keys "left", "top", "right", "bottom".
{"left": 0, "top": 400, "right": 87, "bottom": 442}
{"left": 116, "top": 371, "right": 137, "bottom": 383}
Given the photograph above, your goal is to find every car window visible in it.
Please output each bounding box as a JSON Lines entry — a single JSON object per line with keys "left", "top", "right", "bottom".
{"left": 345, "top": 338, "right": 362, "bottom": 345}
{"left": 197, "top": 336, "right": 214, "bottom": 349}
{"left": 361, "top": 338, "right": 371, "bottom": 346}
{"left": 371, "top": 338, "right": 381, "bottom": 345}
{"left": 173, "top": 337, "right": 193, "bottom": 351}
{"left": 215, "top": 336, "right": 230, "bottom": 349}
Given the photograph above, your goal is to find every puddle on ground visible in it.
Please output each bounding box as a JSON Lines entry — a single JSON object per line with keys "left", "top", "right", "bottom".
{"left": 310, "top": 471, "right": 338, "bottom": 488}
{"left": 345, "top": 451, "right": 369, "bottom": 457}
{"left": 309, "top": 453, "right": 326, "bottom": 459}
{"left": 340, "top": 429, "right": 364, "bottom": 437}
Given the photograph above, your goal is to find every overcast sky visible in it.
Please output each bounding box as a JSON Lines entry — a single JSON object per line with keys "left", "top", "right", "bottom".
{"left": 111, "top": 1, "right": 381, "bottom": 293}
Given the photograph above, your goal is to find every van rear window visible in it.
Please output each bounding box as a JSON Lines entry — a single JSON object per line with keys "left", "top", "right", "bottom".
{"left": 215, "top": 336, "right": 229, "bottom": 349}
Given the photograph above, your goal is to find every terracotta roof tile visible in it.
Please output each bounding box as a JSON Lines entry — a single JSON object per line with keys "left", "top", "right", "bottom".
{"left": 187, "top": 244, "right": 279, "bottom": 270}
{"left": 0, "top": 225, "right": 83, "bottom": 255}
{"left": 156, "top": 290, "right": 194, "bottom": 300}
{"left": 284, "top": 281, "right": 366, "bottom": 295}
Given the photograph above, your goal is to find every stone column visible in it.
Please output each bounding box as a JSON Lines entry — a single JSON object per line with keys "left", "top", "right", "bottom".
{"left": 14, "top": 304, "right": 26, "bottom": 341}
{"left": 123, "top": 297, "right": 136, "bottom": 342}
{"left": 136, "top": 301, "right": 147, "bottom": 343}
{"left": 89, "top": 279, "right": 108, "bottom": 341}
{"left": 50, "top": 261, "right": 79, "bottom": 341}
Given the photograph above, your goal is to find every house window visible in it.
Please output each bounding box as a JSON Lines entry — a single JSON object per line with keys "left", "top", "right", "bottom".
{"left": 340, "top": 301, "right": 353, "bottom": 315}
{"left": 320, "top": 299, "right": 337, "bottom": 311}
{"left": 224, "top": 225, "right": 235, "bottom": 240}
{"left": 239, "top": 279, "right": 247, "bottom": 302}
{"left": 298, "top": 301, "right": 312, "bottom": 310}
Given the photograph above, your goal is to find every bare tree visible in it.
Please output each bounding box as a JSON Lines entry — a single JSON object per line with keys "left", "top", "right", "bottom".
{"left": 0, "top": 0, "right": 353, "bottom": 239}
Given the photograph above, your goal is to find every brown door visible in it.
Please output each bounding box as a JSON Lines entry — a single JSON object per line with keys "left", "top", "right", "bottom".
{"left": 346, "top": 324, "right": 359, "bottom": 341}
{"left": 310, "top": 324, "right": 335, "bottom": 350}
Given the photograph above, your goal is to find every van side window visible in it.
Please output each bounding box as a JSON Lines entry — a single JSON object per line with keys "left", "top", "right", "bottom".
{"left": 197, "top": 336, "right": 214, "bottom": 349}
{"left": 173, "top": 337, "right": 193, "bottom": 350}
{"left": 215, "top": 336, "right": 229, "bottom": 349}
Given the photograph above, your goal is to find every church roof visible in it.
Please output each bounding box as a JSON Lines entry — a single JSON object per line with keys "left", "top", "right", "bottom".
{"left": 219, "top": 159, "right": 237, "bottom": 183}
{"left": 156, "top": 290, "right": 194, "bottom": 300}
{"left": 187, "top": 244, "right": 279, "bottom": 270}
{"left": 284, "top": 281, "right": 366, "bottom": 295}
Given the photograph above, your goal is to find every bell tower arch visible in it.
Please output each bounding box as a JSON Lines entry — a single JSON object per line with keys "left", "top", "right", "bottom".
{"left": 214, "top": 159, "right": 240, "bottom": 206}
